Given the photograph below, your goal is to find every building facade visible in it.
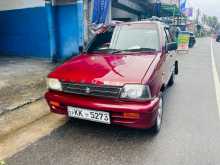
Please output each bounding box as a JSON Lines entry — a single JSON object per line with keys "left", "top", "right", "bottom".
{"left": 111, "top": 0, "right": 150, "bottom": 21}
{"left": 149, "top": 0, "right": 179, "bottom": 6}
{"left": 0, "top": 0, "right": 83, "bottom": 61}
{"left": 0, "top": 0, "right": 178, "bottom": 61}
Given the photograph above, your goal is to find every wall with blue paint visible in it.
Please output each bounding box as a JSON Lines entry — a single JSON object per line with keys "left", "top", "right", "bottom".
{"left": 54, "top": 1, "right": 83, "bottom": 60}
{"left": 0, "top": 0, "right": 83, "bottom": 60}
{"left": 0, "top": 0, "right": 51, "bottom": 58}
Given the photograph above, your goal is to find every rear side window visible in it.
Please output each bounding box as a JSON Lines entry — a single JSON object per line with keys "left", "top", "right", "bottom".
{"left": 164, "top": 28, "right": 173, "bottom": 43}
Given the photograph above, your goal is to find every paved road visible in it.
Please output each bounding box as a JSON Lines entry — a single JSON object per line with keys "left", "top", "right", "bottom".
{"left": 213, "top": 38, "right": 220, "bottom": 77}
{"left": 6, "top": 38, "right": 220, "bottom": 165}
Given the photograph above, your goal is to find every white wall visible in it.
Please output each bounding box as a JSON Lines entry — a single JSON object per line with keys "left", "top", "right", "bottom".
{"left": 0, "top": 0, "right": 45, "bottom": 11}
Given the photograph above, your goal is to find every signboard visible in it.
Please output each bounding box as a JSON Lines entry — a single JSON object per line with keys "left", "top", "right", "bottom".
{"left": 183, "top": 7, "right": 193, "bottom": 17}
{"left": 177, "top": 32, "right": 190, "bottom": 51}
{"left": 92, "top": 0, "right": 110, "bottom": 25}
{"left": 179, "top": 0, "right": 186, "bottom": 13}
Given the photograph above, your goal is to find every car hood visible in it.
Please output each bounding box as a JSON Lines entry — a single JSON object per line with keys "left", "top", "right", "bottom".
{"left": 49, "top": 53, "right": 157, "bottom": 86}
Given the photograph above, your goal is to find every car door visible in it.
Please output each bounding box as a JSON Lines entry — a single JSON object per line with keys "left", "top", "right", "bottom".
{"left": 164, "top": 27, "right": 175, "bottom": 84}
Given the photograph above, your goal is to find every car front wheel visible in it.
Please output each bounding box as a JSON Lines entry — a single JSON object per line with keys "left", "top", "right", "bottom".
{"left": 151, "top": 96, "right": 163, "bottom": 134}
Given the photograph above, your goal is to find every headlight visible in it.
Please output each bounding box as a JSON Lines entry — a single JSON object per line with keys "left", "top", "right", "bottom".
{"left": 46, "top": 78, "right": 62, "bottom": 91}
{"left": 120, "top": 84, "right": 151, "bottom": 100}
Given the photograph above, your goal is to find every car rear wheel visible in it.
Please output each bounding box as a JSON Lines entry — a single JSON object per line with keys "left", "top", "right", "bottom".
{"left": 151, "top": 96, "right": 163, "bottom": 134}
{"left": 168, "top": 72, "right": 175, "bottom": 87}
{"left": 175, "top": 61, "right": 178, "bottom": 75}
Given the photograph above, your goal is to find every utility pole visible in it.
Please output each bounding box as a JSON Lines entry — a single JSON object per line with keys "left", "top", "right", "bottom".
{"left": 196, "top": 8, "right": 200, "bottom": 24}
{"left": 156, "top": 0, "right": 160, "bottom": 17}
{"left": 83, "top": 0, "right": 90, "bottom": 48}
{"left": 196, "top": 8, "right": 201, "bottom": 36}
{"left": 45, "top": 0, "right": 57, "bottom": 62}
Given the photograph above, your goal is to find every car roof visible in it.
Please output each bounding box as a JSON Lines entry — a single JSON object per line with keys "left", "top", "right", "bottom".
{"left": 95, "top": 21, "right": 167, "bottom": 34}
{"left": 119, "top": 20, "right": 166, "bottom": 26}
{"left": 117, "top": 21, "right": 170, "bottom": 31}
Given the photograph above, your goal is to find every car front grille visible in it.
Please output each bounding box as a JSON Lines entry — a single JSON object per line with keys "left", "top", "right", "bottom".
{"left": 61, "top": 82, "right": 122, "bottom": 99}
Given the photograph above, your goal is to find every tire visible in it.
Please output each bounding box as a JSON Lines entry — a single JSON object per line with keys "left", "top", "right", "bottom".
{"left": 69, "top": 117, "right": 75, "bottom": 123}
{"left": 189, "top": 41, "right": 195, "bottom": 48}
{"left": 174, "top": 61, "right": 178, "bottom": 75}
{"left": 151, "top": 96, "right": 163, "bottom": 134}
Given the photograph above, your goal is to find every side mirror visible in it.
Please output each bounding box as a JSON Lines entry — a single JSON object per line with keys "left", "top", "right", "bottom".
{"left": 167, "top": 42, "right": 177, "bottom": 51}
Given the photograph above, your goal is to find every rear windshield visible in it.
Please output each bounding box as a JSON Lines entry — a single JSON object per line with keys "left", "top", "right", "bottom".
{"left": 88, "top": 23, "right": 160, "bottom": 53}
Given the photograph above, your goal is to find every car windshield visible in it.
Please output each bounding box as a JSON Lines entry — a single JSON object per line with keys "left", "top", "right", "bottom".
{"left": 87, "top": 23, "right": 160, "bottom": 53}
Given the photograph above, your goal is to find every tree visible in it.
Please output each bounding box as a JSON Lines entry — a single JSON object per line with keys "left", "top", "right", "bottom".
{"left": 216, "top": 23, "right": 220, "bottom": 32}
{"left": 207, "top": 16, "right": 219, "bottom": 31}
{"left": 212, "top": 16, "right": 218, "bottom": 29}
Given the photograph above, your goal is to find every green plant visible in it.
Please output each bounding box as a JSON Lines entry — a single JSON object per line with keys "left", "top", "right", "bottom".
{"left": 0, "top": 160, "right": 6, "bottom": 165}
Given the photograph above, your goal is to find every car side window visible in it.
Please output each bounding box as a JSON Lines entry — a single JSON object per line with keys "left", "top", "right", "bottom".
{"left": 164, "top": 28, "right": 172, "bottom": 43}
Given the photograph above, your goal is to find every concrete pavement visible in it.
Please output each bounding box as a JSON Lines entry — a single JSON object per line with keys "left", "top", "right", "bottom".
{"left": 0, "top": 57, "right": 65, "bottom": 160}
{"left": 0, "top": 56, "right": 54, "bottom": 115}
{"left": 4, "top": 38, "right": 220, "bottom": 165}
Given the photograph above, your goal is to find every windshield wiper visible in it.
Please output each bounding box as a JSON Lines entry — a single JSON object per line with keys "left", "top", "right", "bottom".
{"left": 125, "top": 48, "right": 156, "bottom": 52}
{"left": 111, "top": 48, "right": 156, "bottom": 54}
{"left": 90, "top": 48, "right": 121, "bottom": 53}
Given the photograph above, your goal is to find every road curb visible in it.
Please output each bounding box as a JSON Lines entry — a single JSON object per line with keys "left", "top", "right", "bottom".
{"left": 0, "top": 113, "right": 67, "bottom": 160}
{"left": 0, "top": 99, "right": 50, "bottom": 139}
{"left": 0, "top": 96, "right": 43, "bottom": 117}
{"left": 0, "top": 98, "right": 68, "bottom": 160}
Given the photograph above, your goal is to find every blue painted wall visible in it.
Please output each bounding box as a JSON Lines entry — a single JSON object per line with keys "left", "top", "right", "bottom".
{"left": 0, "top": 7, "right": 51, "bottom": 58}
{"left": 54, "top": 2, "right": 83, "bottom": 60}
{"left": 0, "top": 1, "right": 83, "bottom": 60}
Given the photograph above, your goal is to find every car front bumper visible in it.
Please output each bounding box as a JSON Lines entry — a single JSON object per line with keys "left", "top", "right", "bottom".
{"left": 45, "top": 91, "right": 160, "bottom": 129}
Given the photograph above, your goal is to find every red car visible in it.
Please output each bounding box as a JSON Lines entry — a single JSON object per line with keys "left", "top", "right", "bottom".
{"left": 45, "top": 21, "right": 178, "bottom": 133}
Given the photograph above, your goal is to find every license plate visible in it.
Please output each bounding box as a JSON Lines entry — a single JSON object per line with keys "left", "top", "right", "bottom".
{"left": 67, "top": 106, "right": 110, "bottom": 124}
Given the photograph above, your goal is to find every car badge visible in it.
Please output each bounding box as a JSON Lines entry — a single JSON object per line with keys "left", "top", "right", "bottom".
{"left": 85, "top": 87, "right": 91, "bottom": 94}
{"left": 80, "top": 80, "right": 85, "bottom": 83}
